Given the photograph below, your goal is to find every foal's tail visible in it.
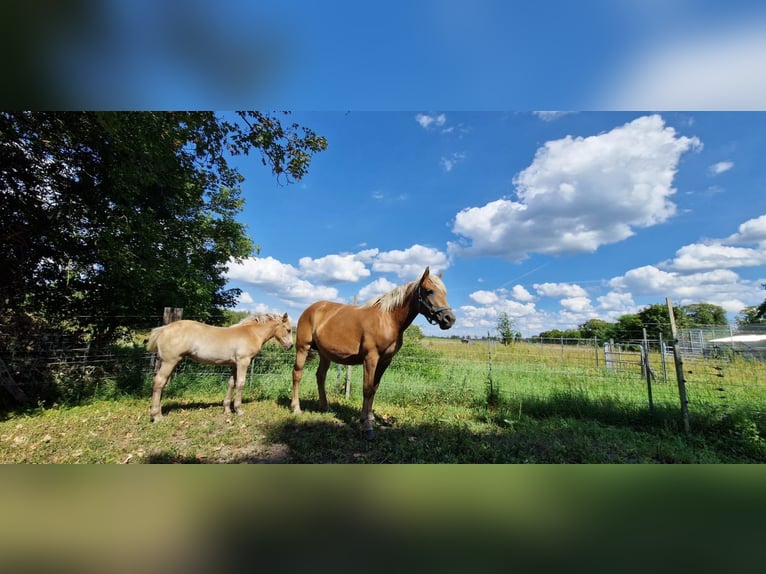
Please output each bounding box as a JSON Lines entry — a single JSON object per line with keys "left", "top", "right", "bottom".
{"left": 146, "top": 326, "right": 164, "bottom": 354}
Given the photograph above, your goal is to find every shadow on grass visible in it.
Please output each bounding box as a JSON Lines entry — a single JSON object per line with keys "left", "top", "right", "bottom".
{"left": 142, "top": 390, "right": 766, "bottom": 464}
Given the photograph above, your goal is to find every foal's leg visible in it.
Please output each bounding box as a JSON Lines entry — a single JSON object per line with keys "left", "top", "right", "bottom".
{"left": 316, "top": 356, "right": 331, "bottom": 412}
{"left": 150, "top": 359, "right": 177, "bottom": 422}
{"left": 223, "top": 366, "right": 237, "bottom": 414}
{"left": 232, "top": 358, "right": 251, "bottom": 416}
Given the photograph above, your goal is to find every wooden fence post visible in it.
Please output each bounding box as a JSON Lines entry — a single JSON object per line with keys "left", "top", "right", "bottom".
{"left": 154, "top": 307, "right": 183, "bottom": 374}
{"left": 666, "top": 298, "right": 690, "bottom": 433}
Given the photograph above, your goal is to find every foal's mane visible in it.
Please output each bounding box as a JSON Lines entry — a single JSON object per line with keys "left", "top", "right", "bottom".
{"left": 361, "top": 274, "right": 445, "bottom": 313}
{"left": 235, "top": 313, "right": 283, "bottom": 325}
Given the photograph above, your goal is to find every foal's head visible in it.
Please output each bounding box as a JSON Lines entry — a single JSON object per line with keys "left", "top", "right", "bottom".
{"left": 417, "top": 267, "right": 456, "bottom": 330}
{"left": 272, "top": 312, "right": 294, "bottom": 349}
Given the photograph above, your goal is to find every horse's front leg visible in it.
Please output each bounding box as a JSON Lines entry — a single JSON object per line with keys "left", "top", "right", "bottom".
{"left": 232, "top": 359, "right": 250, "bottom": 416}
{"left": 222, "top": 366, "right": 236, "bottom": 415}
{"left": 360, "top": 356, "right": 380, "bottom": 439}
{"left": 291, "top": 342, "right": 311, "bottom": 414}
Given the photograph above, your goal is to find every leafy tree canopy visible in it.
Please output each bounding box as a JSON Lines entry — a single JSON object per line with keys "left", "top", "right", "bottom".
{"left": 1, "top": 111, "right": 327, "bottom": 342}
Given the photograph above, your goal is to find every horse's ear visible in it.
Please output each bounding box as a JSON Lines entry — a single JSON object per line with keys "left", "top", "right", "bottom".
{"left": 282, "top": 312, "right": 289, "bottom": 322}
{"left": 438, "top": 272, "right": 443, "bottom": 279}
{"left": 421, "top": 266, "right": 431, "bottom": 281}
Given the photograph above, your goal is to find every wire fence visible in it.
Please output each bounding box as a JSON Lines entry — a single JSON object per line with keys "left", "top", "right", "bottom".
{"left": 2, "top": 325, "right": 765, "bottom": 425}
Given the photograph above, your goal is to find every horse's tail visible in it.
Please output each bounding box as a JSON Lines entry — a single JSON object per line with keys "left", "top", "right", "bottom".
{"left": 146, "top": 326, "right": 164, "bottom": 354}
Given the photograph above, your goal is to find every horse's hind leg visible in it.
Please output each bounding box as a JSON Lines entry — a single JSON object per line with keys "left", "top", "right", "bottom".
{"left": 232, "top": 359, "right": 250, "bottom": 416}
{"left": 150, "top": 359, "right": 177, "bottom": 422}
{"left": 223, "top": 366, "right": 236, "bottom": 415}
{"left": 316, "top": 356, "right": 331, "bottom": 412}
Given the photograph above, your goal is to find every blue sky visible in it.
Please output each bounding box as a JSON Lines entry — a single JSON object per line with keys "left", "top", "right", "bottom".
{"left": 224, "top": 111, "right": 766, "bottom": 337}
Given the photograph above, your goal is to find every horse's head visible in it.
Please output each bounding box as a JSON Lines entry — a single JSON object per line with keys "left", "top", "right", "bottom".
{"left": 417, "top": 267, "right": 456, "bottom": 330}
{"left": 274, "top": 312, "right": 294, "bottom": 349}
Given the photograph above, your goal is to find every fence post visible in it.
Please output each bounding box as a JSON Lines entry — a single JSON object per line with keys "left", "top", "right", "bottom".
{"left": 659, "top": 332, "right": 668, "bottom": 384}
{"left": 642, "top": 328, "right": 654, "bottom": 414}
{"left": 666, "top": 298, "right": 690, "bottom": 433}
{"left": 594, "top": 337, "right": 599, "bottom": 368}
{"left": 154, "top": 307, "right": 183, "bottom": 374}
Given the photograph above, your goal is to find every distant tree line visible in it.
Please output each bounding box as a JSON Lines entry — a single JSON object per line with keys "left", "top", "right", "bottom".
{"left": 534, "top": 302, "right": 732, "bottom": 342}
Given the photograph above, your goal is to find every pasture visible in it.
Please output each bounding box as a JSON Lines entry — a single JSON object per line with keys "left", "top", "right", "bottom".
{"left": 1, "top": 336, "right": 765, "bottom": 463}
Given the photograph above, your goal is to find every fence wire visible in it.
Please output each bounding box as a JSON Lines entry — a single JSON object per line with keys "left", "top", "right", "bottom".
{"left": 2, "top": 331, "right": 765, "bottom": 422}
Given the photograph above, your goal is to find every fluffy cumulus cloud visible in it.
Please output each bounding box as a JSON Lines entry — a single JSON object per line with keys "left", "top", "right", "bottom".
{"left": 372, "top": 244, "right": 449, "bottom": 278}
{"left": 664, "top": 243, "right": 766, "bottom": 272}
{"left": 534, "top": 282, "right": 589, "bottom": 298}
{"left": 298, "top": 251, "right": 376, "bottom": 283}
{"left": 657, "top": 213, "right": 766, "bottom": 272}
{"left": 356, "top": 277, "right": 399, "bottom": 303}
{"left": 510, "top": 284, "right": 535, "bottom": 302}
{"left": 449, "top": 115, "right": 701, "bottom": 260}
{"left": 608, "top": 264, "right": 757, "bottom": 313}
{"left": 225, "top": 256, "right": 338, "bottom": 306}
{"left": 727, "top": 214, "right": 766, "bottom": 244}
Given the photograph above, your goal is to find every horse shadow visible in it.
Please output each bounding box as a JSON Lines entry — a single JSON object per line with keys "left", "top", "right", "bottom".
{"left": 159, "top": 396, "right": 257, "bottom": 417}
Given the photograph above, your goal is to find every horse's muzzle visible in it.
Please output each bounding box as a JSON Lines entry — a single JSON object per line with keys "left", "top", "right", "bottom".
{"left": 436, "top": 310, "right": 456, "bottom": 330}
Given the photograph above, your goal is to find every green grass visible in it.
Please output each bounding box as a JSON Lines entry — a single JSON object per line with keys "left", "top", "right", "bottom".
{"left": 2, "top": 338, "right": 765, "bottom": 463}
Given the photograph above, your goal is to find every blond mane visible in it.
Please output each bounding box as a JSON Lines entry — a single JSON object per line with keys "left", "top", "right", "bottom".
{"left": 361, "top": 273, "right": 446, "bottom": 313}
{"left": 236, "top": 313, "right": 283, "bottom": 325}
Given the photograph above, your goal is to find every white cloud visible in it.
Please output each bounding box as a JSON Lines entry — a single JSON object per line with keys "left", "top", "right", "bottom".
{"left": 709, "top": 161, "right": 734, "bottom": 175}
{"left": 727, "top": 214, "right": 766, "bottom": 244}
{"left": 415, "top": 112, "right": 447, "bottom": 129}
{"left": 226, "top": 256, "right": 300, "bottom": 284}
{"left": 596, "top": 291, "right": 637, "bottom": 320}
{"left": 510, "top": 284, "right": 535, "bottom": 302}
{"left": 298, "top": 252, "right": 372, "bottom": 282}
{"left": 449, "top": 115, "right": 701, "bottom": 260}
{"left": 601, "top": 19, "right": 766, "bottom": 109}
{"left": 534, "top": 282, "right": 589, "bottom": 298}
{"left": 357, "top": 277, "right": 398, "bottom": 303}
{"left": 664, "top": 243, "right": 766, "bottom": 271}
{"left": 469, "top": 290, "right": 500, "bottom": 305}
{"left": 225, "top": 256, "right": 338, "bottom": 306}
{"left": 560, "top": 296, "right": 593, "bottom": 313}
{"left": 372, "top": 244, "right": 449, "bottom": 279}
{"left": 608, "top": 264, "right": 754, "bottom": 306}
{"left": 656, "top": 213, "right": 766, "bottom": 273}
{"left": 440, "top": 151, "right": 466, "bottom": 172}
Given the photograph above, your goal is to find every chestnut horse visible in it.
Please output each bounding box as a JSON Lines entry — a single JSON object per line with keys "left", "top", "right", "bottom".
{"left": 291, "top": 267, "right": 456, "bottom": 438}
{"left": 147, "top": 313, "right": 293, "bottom": 422}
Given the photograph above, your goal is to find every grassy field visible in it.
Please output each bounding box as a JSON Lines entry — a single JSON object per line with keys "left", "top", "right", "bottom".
{"left": 1, "top": 337, "right": 765, "bottom": 463}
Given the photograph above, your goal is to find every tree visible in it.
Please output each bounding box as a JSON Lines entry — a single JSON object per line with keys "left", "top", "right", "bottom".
{"left": 496, "top": 312, "right": 516, "bottom": 345}
{"left": 737, "top": 306, "right": 766, "bottom": 327}
{"left": 1, "top": 111, "right": 327, "bottom": 342}
{"left": 578, "top": 318, "right": 615, "bottom": 341}
{"left": 757, "top": 283, "right": 766, "bottom": 319}
{"left": 682, "top": 303, "right": 727, "bottom": 326}
{"left": 612, "top": 313, "right": 645, "bottom": 342}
